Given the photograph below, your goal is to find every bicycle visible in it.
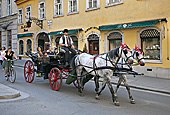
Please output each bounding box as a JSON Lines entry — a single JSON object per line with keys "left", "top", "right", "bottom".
{"left": 5, "top": 59, "right": 16, "bottom": 83}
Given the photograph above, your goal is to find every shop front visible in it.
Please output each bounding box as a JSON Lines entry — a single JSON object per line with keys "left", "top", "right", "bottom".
{"left": 99, "top": 18, "right": 170, "bottom": 79}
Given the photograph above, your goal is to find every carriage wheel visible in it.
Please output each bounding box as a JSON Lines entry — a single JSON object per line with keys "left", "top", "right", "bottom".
{"left": 24, "top": 60, "right": 35, "bottom": 83}
{"left": 73, "top": 80, "right": 78, "bottom": 88}
{"left": 49, "top": 68, "right": 62, "bottom": 91}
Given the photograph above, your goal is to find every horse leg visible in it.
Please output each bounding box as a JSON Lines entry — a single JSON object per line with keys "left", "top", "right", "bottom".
{"left": 114, "top": 75, "right": 123, "bottom": 99}
{"left": 94, "top": 76, "right": 99, "bottom": 93}
{"left": 106, "top": 78, "right": 120, "bottom": 106}
{"left": 95, "top": 78, "right": 107, "bottom": 100}
{"left": 76, "top": 68, "right": 83, "bottom": 96}
{"left": 122, "top": 75, "right": 135, "bottom": 104}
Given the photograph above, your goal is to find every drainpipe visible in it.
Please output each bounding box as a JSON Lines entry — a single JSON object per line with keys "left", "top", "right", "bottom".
{"left": 165, "top": 18, "right": 169, "bottom": 60}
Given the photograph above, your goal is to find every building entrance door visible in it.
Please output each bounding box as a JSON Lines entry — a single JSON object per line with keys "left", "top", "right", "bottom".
{"left": 88, "top": 34, "right": 99, "bottom": 54}
{"left": 89, "top": 41, "right": 99, "bottom": 54}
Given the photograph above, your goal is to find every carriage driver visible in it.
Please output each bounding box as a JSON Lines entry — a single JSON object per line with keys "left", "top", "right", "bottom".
{"left": 59, "top": 29, "right": 76, "bottom": 66}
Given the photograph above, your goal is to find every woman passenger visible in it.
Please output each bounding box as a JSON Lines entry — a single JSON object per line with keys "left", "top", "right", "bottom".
{"left": 37, "top": 46, "right": 43, "bottom": 57}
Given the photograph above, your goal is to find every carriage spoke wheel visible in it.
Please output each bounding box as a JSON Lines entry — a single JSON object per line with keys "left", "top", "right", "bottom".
{"left": 49, "top": 68, "right": 62, "bottom": 91}
{"left": 73, "top": 80, "right": 78, "bottom": 88}
{"left": 24, "top": 60, "right": 35, "bottom": 83}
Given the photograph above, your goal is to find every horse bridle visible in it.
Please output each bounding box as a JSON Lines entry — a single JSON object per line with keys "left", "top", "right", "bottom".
{"left": 133, "top": 49, "right": 144, "bottom": 63}
{"left": 121, "top": 47, "right": 133, "bottom": 64}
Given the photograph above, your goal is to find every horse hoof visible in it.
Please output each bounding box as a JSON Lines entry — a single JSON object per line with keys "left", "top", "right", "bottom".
{"left": 79, "top": 93, "right": 84, "bottom": 97}
{"left": 95, "top": 96, "right": 100, "bottom": 100}
{"left": 114, "top": 102, "right": 120, "bottom": 106}
{"left": 130, "top": 100, "right": 135, "bottom": 104}
{"left": 114, "top": 100, "right": 120, "bottom": 106}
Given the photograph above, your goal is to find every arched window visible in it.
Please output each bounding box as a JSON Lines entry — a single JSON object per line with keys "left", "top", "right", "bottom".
{"left": 19, "top": 40, "right": 24, "bottom": 55}
{"left": 27, "top": 39, "right": 32, "bottom": 51}
{"left": 108, "top": 32, "right": 122, "bottom": 50}
{"left": 70, "top": 35, "right": 78, "bottom": 50}
{"left": 140, "top": 29, "right": 160, "bottom": 60}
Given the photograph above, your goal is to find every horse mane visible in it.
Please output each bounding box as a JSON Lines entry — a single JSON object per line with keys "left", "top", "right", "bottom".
{"left": 108, "top": 47, "right": 120, "bottom": 59}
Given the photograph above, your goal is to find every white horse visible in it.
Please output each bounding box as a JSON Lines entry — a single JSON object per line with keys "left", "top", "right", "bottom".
{"left": 94, "top": 45, "right": 145, "bottom": 105}
{"left": 71, "top": 43, "right": 133, "bottom": 106}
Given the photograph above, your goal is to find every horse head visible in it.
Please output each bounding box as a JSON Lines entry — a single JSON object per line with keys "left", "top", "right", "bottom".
{"left": 133, "top": 45, "right": 145, "bottom": 66}
{"left": 120, "top": 43, "right": 134, "bottom": 64}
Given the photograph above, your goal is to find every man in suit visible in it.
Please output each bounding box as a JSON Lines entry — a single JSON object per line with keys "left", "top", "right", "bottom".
{"left": 59, "top": 29, "right": 76, "bottom": 66}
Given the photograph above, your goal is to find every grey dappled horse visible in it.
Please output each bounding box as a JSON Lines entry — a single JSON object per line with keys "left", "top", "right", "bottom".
{"left": 95, "top": 45, "right": 145, "bottom": 106}
{"left": 71, "top": 43, "right": 133, "bottom": 106}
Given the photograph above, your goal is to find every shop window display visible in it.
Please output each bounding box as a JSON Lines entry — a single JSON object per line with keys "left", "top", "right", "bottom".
{"left": 108, "top": 32, "right": 122, "bottom": 51}
{"left": 140, "top": 29, "right": 160, "bottom": 60}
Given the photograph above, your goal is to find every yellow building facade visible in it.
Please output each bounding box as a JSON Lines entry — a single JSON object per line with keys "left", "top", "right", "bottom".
{"left": 15, "top": 0, "right": 170, "bottom": 79}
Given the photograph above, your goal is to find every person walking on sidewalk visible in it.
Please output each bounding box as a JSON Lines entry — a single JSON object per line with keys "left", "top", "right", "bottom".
{"left": 3, "top": 47, "right": 18, "bottom": 77}
{"left": 0, "top": 47, "right": 6, "bottom": 68}
{"left": 59, "top": 29, "right": 76, "bottom": 66}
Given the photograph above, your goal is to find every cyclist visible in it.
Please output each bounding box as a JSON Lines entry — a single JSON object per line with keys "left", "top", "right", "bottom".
{"left": 3, "top": 47, "right": 17, "bottom": 77}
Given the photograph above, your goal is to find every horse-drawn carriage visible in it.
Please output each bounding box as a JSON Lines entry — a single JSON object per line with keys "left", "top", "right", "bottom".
{"left": 24, "top": 50, "right": 78, "bottom": 90}
{"left": 24, "top": 43, "right": 145, "bottom": 106}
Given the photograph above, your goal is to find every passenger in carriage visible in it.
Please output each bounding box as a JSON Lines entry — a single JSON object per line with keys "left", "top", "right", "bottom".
{"left": 59, "top": 29, "right": 76, "bottom": 66}
{"left": 47, "top": 47, "right": 54, "bottom": 55}
{"left": 43, "top": 51, "right": 48, "bottom": 57}
{"left": 37, "top": 46, "right": 43, "bottom": 57}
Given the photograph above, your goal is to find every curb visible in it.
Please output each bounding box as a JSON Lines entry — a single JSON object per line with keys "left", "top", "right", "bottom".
{"left": 0, "top": 84, "right": 21, "bottom": 99}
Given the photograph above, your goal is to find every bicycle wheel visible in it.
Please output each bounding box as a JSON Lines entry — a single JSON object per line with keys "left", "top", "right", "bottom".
{"left": 9, "top": 68, "right": 16, "bottom": 83}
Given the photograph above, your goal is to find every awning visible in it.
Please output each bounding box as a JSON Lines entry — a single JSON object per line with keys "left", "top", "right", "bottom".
{"left": 48, "top": 28, "right": 83, "bottom": 35}
{"left": 99, "top": 18, "right": 167, "bottom": 30}
{"left": 17, "top": 33, "right": 33, "bottom": 38}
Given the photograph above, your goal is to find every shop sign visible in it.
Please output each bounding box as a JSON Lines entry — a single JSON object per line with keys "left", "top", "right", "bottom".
{"left": 48, "top": 20, "right": 52, "bottom": 26}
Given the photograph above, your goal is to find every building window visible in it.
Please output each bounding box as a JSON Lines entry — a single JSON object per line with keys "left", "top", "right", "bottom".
{"left": 0, "top": 2, "right": 1, "bottom": 17}
{"left": 107, "top": 32, "right": 122, "bottom": 50}
{"left": 25, "top": 5, "right": 31, "bottom": 22}
{"left": 0, "top": 31, "right": 1, "bottom": 48}
{"left": 106, "top": 0, "right": 122, "bottom": 5}
{"left": 18, "top": 8, "right": 23, "bottom": 24}
{"left": 140, "top": 29, "right": 160, "bottom": 60}
{"left": 70, "top": 35, "right": 78, "bottom": 50}
{"left": 86, "top": 0, "right": 99, "bottom": 10}
{"left": 19, "top": 40, "right": 24, "bottom": 55}
{"left": 7, "top": 0, "right": 11, "bottom": 16}
{"left": 38, "top": 1, "right": 46, "bottom": 19}
{"left": 27, "top": 39, "right": 32, "bottom": 51}
{"left": 7, "top": 30, "right": 12, "bottom": 48}
{"left": 54, "top": 0, "right": 63, "bottom": 16}
{"left": 68, "top": 0, "right": 78, "bottom": 14}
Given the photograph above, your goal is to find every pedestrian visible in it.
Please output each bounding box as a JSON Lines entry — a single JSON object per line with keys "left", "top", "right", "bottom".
{"left": 47, "top": 47, "right": 54, "bottom": 55}
{"left": 0, "top": 47, "right": 6, "bottom": 66}
{"left": 59, "top": 29, "right": 76, "bottom": 66}
{"left": 3, "top": 47, "right": 18, "bottom": 77}
{"left": 37, "top": 46, "right": 43, "bottom": 57}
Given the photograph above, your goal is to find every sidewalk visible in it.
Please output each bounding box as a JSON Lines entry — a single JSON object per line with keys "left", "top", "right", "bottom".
{"left": 0, "top": 84, "right": 20, "bottom": 99}
{"left": 0, "top": 58, "right": 170, "bottom": 100}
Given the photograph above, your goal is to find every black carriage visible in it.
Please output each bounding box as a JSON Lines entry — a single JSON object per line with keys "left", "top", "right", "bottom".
{"left": 24, "top": 51, "right": 78, "bottom": 91}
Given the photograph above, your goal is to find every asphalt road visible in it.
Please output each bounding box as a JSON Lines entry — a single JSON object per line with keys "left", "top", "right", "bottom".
{"left": 0, "top": 66, "right": 170, "bottom": 115}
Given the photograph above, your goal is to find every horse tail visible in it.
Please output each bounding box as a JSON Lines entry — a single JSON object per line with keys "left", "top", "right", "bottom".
{"left": 70, "top": 55, "right": 79, "bottom": 69}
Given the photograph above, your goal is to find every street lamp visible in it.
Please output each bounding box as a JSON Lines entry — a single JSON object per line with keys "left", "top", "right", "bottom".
{"left": 26, "top": 19, "right": 32, "bottom": 28}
